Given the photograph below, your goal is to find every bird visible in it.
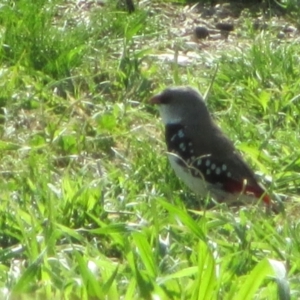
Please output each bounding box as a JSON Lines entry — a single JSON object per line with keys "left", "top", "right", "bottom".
{"left": 149, "top": 86, "right": 271, "bottom": 207}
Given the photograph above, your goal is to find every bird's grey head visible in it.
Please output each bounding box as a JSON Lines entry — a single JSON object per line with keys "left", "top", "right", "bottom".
{"left": 149, "top": 86, "right": 209, "bottom": 125}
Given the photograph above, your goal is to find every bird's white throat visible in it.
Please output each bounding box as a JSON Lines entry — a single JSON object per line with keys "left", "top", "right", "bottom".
{"left": 159, "top": 105, "right": 182, "bottom": 125}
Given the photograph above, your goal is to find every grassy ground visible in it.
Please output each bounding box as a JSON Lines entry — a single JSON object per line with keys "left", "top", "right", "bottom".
{"left": 0, "top": 0, "right": 300, "bottom": 299}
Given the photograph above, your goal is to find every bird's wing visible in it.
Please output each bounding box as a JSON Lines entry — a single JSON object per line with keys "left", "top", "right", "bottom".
{"left": 210, "top": 153, "right": 269, "bottom": 202}
{"left": 165, "top": 123, "right": 269, "bottom": 203}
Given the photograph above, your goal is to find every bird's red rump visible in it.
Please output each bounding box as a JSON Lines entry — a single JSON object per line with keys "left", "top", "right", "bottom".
{"left": 223, "top": 179, "right": 271, "bottom": 204}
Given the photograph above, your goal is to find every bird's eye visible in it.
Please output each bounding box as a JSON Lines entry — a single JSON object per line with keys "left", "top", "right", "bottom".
{"left": 159, "top": 94, "right": 172, "bottom": 104}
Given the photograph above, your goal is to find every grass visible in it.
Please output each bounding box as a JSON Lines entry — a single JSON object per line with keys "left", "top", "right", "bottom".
{"left": 0, "top": 0, "right": 300, "bottom": 299}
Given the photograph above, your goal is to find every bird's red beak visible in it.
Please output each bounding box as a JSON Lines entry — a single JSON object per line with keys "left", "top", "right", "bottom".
{"left": 149, "top": 94, "right": 162, "bottom": 105}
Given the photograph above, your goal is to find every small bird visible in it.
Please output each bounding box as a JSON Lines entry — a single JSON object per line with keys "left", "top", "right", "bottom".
{"left": 150, "top": 86, "right": 271, "bottom": 207}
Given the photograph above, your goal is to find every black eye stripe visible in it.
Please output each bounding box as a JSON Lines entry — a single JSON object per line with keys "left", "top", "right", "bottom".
{"left": 159, "top": 94, "right": 172, "bottom": 104}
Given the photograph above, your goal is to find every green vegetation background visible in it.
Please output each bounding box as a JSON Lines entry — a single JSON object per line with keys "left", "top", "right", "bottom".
{"left": 0, "top": 0, "right": 300, "bottom": 299}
